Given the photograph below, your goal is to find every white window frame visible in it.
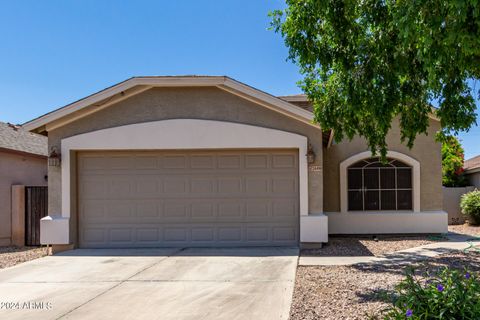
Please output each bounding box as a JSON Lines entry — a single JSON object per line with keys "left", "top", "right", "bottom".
{"left": 340, "top": 151, "right": 420, "bottom": 213}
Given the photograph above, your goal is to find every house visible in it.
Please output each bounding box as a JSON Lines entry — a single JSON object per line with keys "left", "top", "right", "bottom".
{"left": 465, "top": 155, "right": 480, "bottom": 188}
{"left": 22, "top": 76, "right": 447, "bottom": 249}
{"left": 0, "top": 121, "right": 48, "bottom": 246}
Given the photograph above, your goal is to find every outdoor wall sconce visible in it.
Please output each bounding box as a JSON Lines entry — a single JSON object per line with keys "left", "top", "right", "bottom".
{"left": 48, "top": 147, "right": 61, "bottom": 167}
{"left": 306, "top": 143, "right": 316, "bottom": 164}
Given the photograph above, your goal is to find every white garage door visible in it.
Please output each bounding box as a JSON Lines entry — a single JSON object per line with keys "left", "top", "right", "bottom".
{"left": 77, "top": 150, "right": 299, "bottom": 248}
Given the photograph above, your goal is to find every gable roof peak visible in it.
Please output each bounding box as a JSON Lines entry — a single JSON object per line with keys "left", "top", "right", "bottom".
{"left": 23, "top": 76, "right": 317, "bottom": 133}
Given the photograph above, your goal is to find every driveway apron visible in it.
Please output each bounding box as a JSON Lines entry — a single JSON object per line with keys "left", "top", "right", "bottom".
{"left": 0, "top": 247, "right": 298, "bottom": 320}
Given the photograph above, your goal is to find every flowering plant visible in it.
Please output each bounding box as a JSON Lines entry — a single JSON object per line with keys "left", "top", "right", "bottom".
{"left": 441, "top": 136, "right": 468, "bottom": 187}
{"left": 461, "top": 190, "right": 480, "bottom": 225}
{"left": 382, "top": 267, "right": 480, "bottom": 319}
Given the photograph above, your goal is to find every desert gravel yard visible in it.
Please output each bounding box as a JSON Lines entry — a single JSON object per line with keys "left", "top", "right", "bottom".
{"left": 449, "top": 223, "right": 480, "bottom": 236}
{"left": 290, "top": 251, "right": 480, "bottom": 320}
{"left": 292, "top": 226, "right": 480, "bottom": 320}
{"left": 0, "top": 246, "right": 48, "bottom": 269}
{"left": 301, "top": 235, "right": 441, "bottom": 257}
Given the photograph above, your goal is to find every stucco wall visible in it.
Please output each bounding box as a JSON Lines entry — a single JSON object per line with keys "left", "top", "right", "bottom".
{"left": 443, "top": 186, "right": 475, "bottom": 225}
{"left": 0, "top": 150, "right": 47, "bottom": 246}
{"left": 47, "top": 87, "right": 324, "bottom": 243}
{"left": 323, "top": 118, "right": 443, "bottom": 212}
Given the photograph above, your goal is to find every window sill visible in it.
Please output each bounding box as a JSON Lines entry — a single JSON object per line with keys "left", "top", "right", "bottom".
{"left": 346, "top": 210, "right": 414, "bottom": 214}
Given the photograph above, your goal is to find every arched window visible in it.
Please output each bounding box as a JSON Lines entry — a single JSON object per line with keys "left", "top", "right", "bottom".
{"left": 347, "top": 157, "right": 412, "bottom": 211}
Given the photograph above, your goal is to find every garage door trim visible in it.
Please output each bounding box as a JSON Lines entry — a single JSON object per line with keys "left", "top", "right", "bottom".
{"left": 77, "top": 149, "right": 300, "bottom": 248}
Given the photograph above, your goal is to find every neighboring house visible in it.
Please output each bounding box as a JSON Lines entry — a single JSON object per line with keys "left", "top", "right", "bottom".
{"left": 465, "top": 155, "right": 480, "bottom": 188}
{"left": 23, "top": 76, "right": 447, "bottom": 249}
{"left": 0, "top": 121, "right": 47, "bottom": 246}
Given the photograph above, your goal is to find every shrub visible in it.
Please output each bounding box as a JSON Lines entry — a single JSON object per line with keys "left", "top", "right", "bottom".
{"left": 381, "top": 267, "right": 480, "bottom": 319}
{"left": 442, "top": 136, "right": 468, "bottom": 187}
{"left": 461, "top": 190, "right": 480, "bottom": 225}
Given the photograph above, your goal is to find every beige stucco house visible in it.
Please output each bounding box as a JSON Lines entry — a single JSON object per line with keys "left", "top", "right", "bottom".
{"left": 0, "top": 122, "right": 48, "bottom": 246}
{"left": 465, "top": 155, "right": 480, "bottom": 188}
{"left": 23, "top": 76, "right": 447, "bottom": 249}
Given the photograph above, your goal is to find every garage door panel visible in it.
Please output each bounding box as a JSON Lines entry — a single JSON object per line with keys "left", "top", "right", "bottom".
{"left": 245, "top": 154, "right": 269, "bottom": 169}
{"left": 163, "top": 203, "right": 188, "bottom": 218}
{"left": 273, "top": 200, "right": 298, "bottom": 217}
{"left": 273, "top": 227, "right": 297, "bottom": 241}
{"left": 190, "top": 202, "right": 215, "bottom": 218}
{"left": 163, "top": 155, "right": 187, "bottom": 169}
{"left": 245, "top": 177, "right": 269, "bottom": 194}
{"left": 134, "top": 155, "right": 158, "bottom": 169}
{"left": 135, "top": 202, "right": 159, "bottom": 218}
{"left": 80, "top": 200, "right": 105, "bottom": 219}
{"left": 78, "top": 150, "right": 299, "bottom": 248}
{"left": 272, "top": 178, "right": 297, "bottom": 194}
{"left": 164, "top": 227, "right": 188, "bottom": 242}
{"left": 163, "top": 178, "right": 187, "bottom": 194}
{"left": 190, "top": 155, "right": 216, "bottom": 169}
{"left": 217, "top": 177, "right": 242, "bottom": 194}
{"left": 246, "top": 201, "right": 269, "bottom": 218}
{"left": 190, "top": 178, "right": 215, "bottom": 194}
{"left": 80, "top": 223, "right": 298, "bottom": 248}
{"left": 80, "top": 178, "right": 107, "bottom": 199}
{"left": 272, "top": 154, "right": 297, "bottom": 168}
{"left": 217, "top": 155, "right": 241, "bottom": 169}
{"left": 217, "top": 202, "right": 242, "bottom": 217}
{"left": 82, "top": 228, "right": 105, "bottom": 243}
{"left": 109, "top": 156, "right": 134, "bottom": 169}
{"left": 191, "top": 227, "right": 215, "bottom": 241}
{"left": 135, "top": 178, "right": 161, "bottom": 197}
{"left": 109, "top": 228, "right": 132, "bottom": 242}
{"left": 78, "top": 155, "right": 107, "bottom": 171}
{"left": 106, "top": 201, "right": 133, "bottom": 218}
{"left": 136, "top": 228, "right": 159, "bottom": 242}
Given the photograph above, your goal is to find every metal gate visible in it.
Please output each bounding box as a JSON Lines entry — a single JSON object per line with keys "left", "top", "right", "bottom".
{"left": 25, "top": 186, "right": 48, "bottom": 246}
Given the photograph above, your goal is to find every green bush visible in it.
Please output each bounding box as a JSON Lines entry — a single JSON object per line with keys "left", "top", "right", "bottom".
{"left": 442, "top": 136, "right": 468, "bottom": 187}
{"left": 461, "top": 190, "right": 480, "bottom": 225}
{"left": 381, "top": 267, "right": 480, "bottom": 319}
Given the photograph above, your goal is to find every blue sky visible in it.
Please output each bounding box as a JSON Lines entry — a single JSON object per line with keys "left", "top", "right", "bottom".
{"left": 0, "top": 1, "right": 478, "bottom": 159}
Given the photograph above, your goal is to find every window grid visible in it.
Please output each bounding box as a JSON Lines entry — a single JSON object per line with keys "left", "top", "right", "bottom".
{"left": 347, "top": 158, "right": 412, "bottom": 211}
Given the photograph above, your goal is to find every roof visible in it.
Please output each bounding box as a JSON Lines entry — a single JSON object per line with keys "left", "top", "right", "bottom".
{"left": 23, "top": 76, "right": 317, "bottom": 133}
{"left": 465, "top": 155, "right": 480, "bottom": 173}
{"left": 0, "top": 121, "right": 47, "bottom": 156}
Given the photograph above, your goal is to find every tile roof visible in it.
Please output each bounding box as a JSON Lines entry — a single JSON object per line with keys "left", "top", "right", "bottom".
{"left": 0, "top": 121, "right": 47, "bottom": 156}
{"left": 464, "top": 155, "right": 480, "bottom": 171}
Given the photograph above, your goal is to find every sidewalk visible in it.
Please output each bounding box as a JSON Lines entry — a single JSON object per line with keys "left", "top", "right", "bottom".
{"left": 299, "top": 233, "right": 480, "bottom": 266}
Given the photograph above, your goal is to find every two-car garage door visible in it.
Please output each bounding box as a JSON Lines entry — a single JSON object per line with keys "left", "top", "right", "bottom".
{"left": 77, "top": 150, "right": 299, "bottom": 248}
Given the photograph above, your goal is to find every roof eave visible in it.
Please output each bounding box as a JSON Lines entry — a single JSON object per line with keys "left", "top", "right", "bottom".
{"left": 0, "top": 147, "right": 47, "bottom": 159}
{"left": 465, "top": 167, "right": 480, "bottom": 174}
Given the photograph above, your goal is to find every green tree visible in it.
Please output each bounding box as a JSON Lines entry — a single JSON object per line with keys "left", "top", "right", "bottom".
{"left": 442, "top": 136, "right": 467, "bottom": 187}
{"left": 270, "top": 0, "right": 479, "bottom": 158}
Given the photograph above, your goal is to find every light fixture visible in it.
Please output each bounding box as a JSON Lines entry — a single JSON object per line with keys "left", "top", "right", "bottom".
{"left": 306, "top": 143, "right": 316, "bottom": 164}
{"left": 48, "top": 147, "right": 61, "bottom": 167}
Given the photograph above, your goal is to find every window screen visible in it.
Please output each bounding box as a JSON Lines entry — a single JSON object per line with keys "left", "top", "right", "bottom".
{"left": 347, "top": 157, "right": 412, "bottom": 211}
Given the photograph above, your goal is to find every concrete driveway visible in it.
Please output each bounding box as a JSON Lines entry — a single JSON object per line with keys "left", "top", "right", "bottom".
{"left": 0, "top": 247, "right": 298, "bottom": 320}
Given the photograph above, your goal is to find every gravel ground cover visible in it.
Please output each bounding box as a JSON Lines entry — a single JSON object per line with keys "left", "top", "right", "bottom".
{"left": 449, "top": 223, "right": 480, "bottom": 236}
{"left": 302, "top": 236, "right": 439, "bottom": 257}
{"left": 290, "top": 251, "right": 480, "bottom": 320}
{"left": 0, "top": 246, "right": 48, "bottom": 269}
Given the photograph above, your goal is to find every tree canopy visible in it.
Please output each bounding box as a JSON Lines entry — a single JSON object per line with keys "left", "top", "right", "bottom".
{"left": 270, "top": 0, "right": 479, "bottom": 157}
